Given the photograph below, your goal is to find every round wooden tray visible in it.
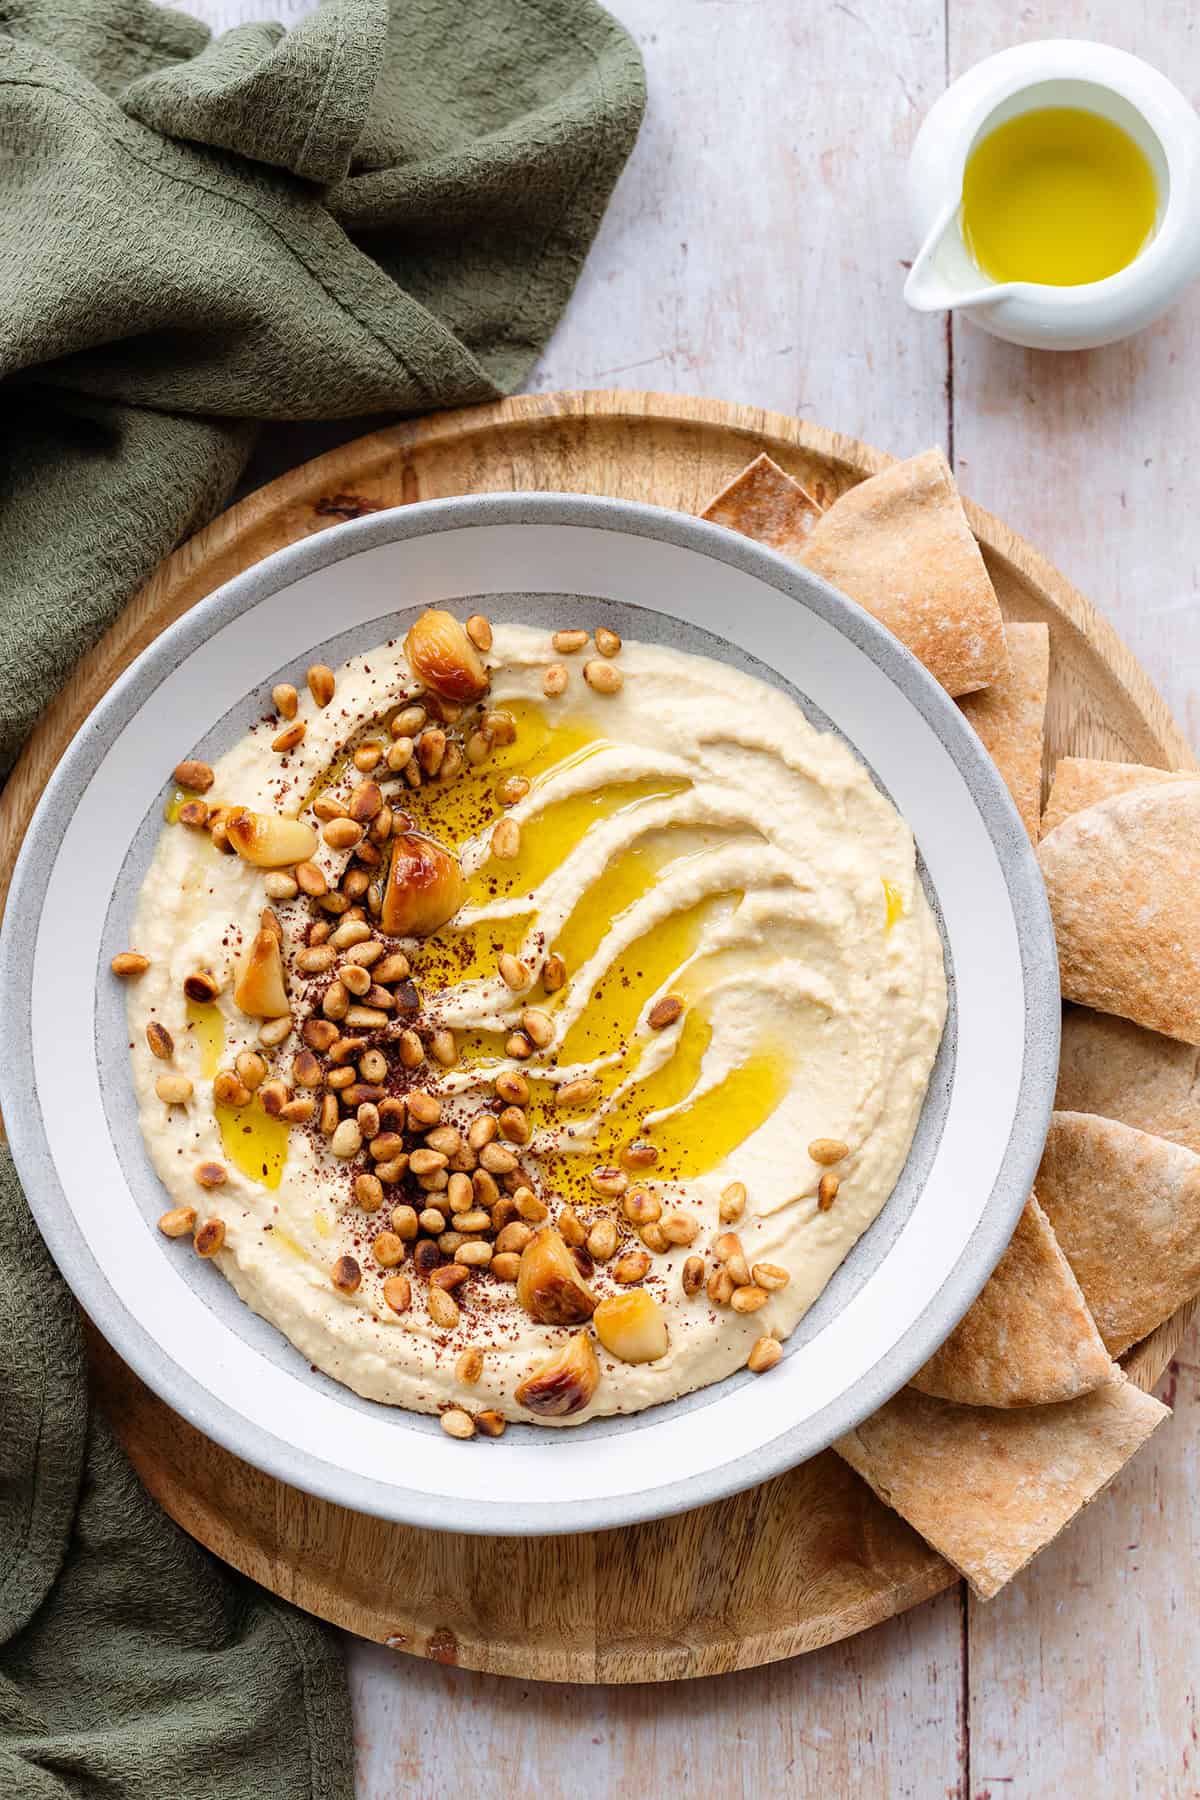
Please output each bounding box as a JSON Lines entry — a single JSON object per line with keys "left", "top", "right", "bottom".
{"left": 5, "top": 391, "right": 1196, "bottom": 1682}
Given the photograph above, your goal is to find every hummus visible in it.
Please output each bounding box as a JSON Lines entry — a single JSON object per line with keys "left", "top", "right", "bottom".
{"left": 125, "top": 618, "right": 947, "bottom": 1427}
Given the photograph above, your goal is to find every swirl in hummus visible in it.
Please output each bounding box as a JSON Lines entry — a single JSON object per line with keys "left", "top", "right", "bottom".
{"left": 122, "top": 613, "right": 947, "bottom": 1430}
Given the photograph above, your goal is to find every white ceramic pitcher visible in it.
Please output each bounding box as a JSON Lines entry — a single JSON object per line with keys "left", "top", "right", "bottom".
{"left": 905, "top": 40, "right": 1200, "bottom": 350}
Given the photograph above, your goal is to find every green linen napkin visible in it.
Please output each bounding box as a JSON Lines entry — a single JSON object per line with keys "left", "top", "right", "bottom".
{"left": 0, "top": 1, "right": 644, "bottom": 1793}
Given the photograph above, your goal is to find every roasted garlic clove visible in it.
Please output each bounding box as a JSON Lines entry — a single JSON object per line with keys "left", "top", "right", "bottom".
{"left": 514, "top": 1330, "right": 600, "bottom": 1417}
{"left": 593, "top": 1290, "right": 669, "bottom": 1364}
{"left": 233, "top": 928, "right": 290, "bottom": 1017}
{"left": 404, "top": 609, "right": 489, "bottom": 702}
{"left": 380, "top": 832, "right": 465, "bottom": 938}
{"left": 516, "top": 1226, "right": 596, "bottom": 1326}
{"left": 227, "top": 809, "right": 318, "bottom": 869}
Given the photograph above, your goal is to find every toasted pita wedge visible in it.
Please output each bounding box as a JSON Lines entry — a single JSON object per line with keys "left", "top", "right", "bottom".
{"left": 1056, "top": 1006, "right": 1200, "bottom": 1155}
{"left": 798, "top": 448, "right": 1009, "bottom": 697}
{"left": 701, "top": 453, "right": 824, "bottom": 555}
{"left": 1037, "top": 780, "right": 1200, "bottom": 1043}
{"left": 1041, "top": 756, "right": 1189, "bottom": 837}
{"left": 1036, "top": 1110, "right": 1200, "bottom": 1356}
{"left": 836, "top": 1377, "right": 1167, "bottom": 1598}
{"left": 911, "top": 1194, "right": 1116, "bottom": 1407}
{"left": 958, "top": 622, "right": 1050, "bottom": 840}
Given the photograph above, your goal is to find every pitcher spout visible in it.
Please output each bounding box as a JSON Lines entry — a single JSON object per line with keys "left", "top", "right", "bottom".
{"left": 903, "top": 198, "right": 1014, "bottom": 313}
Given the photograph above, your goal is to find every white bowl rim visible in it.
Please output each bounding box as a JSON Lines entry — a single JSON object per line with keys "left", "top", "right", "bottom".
{"left": 0, "top": 491, "right": 1060, "bottom": 1535}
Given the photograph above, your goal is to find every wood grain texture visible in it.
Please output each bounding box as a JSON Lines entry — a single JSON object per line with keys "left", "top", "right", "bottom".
{"left": 0, "top": 389, "right": 1184, "bottom": 1691}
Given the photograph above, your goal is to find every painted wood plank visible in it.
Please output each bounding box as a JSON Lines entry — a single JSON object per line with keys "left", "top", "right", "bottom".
{"left": 348, "top": 1585, "right": 965, "bottom": 1800}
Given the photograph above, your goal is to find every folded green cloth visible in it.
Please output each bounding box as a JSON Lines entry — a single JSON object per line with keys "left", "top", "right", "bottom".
{"left": 0, "top": 1, "right": 644, "bottom": 1793}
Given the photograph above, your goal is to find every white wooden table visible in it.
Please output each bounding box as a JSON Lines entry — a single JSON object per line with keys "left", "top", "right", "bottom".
{"left": 195, "top": 1, "right": 1200, "bottom": 1790}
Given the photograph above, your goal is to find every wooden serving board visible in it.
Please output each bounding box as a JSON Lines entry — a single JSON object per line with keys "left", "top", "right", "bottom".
{"left": 5, "top": 391, "right": 1197, "bottom": 1683}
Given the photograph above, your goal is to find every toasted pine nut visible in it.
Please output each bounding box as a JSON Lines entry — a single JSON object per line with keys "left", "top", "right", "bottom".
{"left": 324, "top": 817, "right": 363, "bottom": 850}
{"left": 513, "top": 1187, "right": 547, "bottom": 1223}
{"left": 297, "top": 946, "right": 336, "bottom": 975}
{"left": 406, "top": 1089, "right": 441, "bottom": 1127}
{"left": 158, "top": 1206, "right": 197, "bottom": 1238}
{"left": 707, "top": 1266, "right": 734, "bottom": 1305}
{"left": 354, "top": 1173, "right": 384, "bottom": 1212}
{"left": 497, "top": 1106, "right": 529, "bottom": 1146}
{"left": 353, "top": 743, "right": 383, "bottom": 773}
{"left": 307, "top": 664, "right": 335, "bottom": 707}
{"left": 146, "top": 1021, "right": 174, "bottom": 1060}
{"left": 263, "top": 871, "right": 299, "bottom": 901}
{"left": 330, "top": 1120, "right": 362, "bottom": 1159}
{"left": 303, "top": 1018, "right": 339, "bottom": 1051}
{"left": 818, "top": 1172, "right": 840, "bottom": 1211}
{"left": 505, "top": 1031, "right": 532, "bottom": 1060}
{"left": 272, "top": 721, "right": 306, "bottom": 753}
{"left": 392, "top": 703, "right": 426, "bottom": 737}
{"left": 594, "top": 626, "right": 621, "bottom": 657}
{"left": 212, "top": 1070, "right": 252, "bottom": 1108}
{"left": 640, "top": 1222, "right": 669, "bottom": 1253}
{"left": 455, "top": 1240, "right": 492, "bottom": 1268}
{"left": 182, "top": 968, "right": 223, "bottom": 1005}
{"left": 332, "top": 1254, "right": 361, "bottom": 1293}
{"left": 587, "top": 1219, "right": 618, "bottom": 1262}
{"left": 417, "top": 728, "right": 446, "bottom": 776}
{"left": 456, "top": 1346, "right": 485, "bottom": 1384}
{"left": 155, "top": 1073, "right": 192, "bottom": 1105}
{"left": 491, "top": 1252, "right": 521, "bottom": 1281}
{"left": 431, "top": 1028, "right": 457, "bottom": 1067}
{"left": 713, "top": 1232, "right": 743, "bottom": 1264}
{"left": 383, "top": 1273, "right": 411, "bottom": 1314}
{"left": 386, "top": 737, "right": 414, "bottom": 773}
{"left": 731, "top": 1284, "right": 769, "bottom": 1314}
{"left": 440, "top": 1406, "right": 474, "bottom": 1439}
{"left": 661, "top": 1212, "right": 699, "bottom": 1246}
{"left": 543, "top": 663, "right": 568, "bottom": 697}
{"left": 373, "top": 952, "right": 411, "bottom": 984}
{"left": 623, "top": 1188, "right": 660, "bottom": 1226}
{"left": 492, "top": 817, "right": 521, "bottom": 860}
{"left": 648, "top": 994, "right": 683, "bottom": 1030}
{"left": 555, "top": 1076, "right": 600, "bottom": 1110}
{"left": 468, "top": 1113, "right": 498, "bottom": 1150}
{"left": 173, "top": 758, "right": 215, "bottom": 792}
{"left": 371, "top": 1231, "right": 404, "bottom": 1269}
{"left": 748, "top": 1335, "right": 783, "bottom": 1373}
{"left": 584, "top": 658, "right": 622, "bottom": 694}
{"left": 322, "top": 980, "right": 349, "bottom": 1020}
{"left": 272, "top": 684, "right": 299, "bottom": 719}
{"left": 177, "top": 798, "right": 210, "bottom": 829}
{"left": 620, "top": 1140, "right": 659, "bottom": 1170}
{"left": 521, "top": 1007, "right": 553, "bottom": 1049}
{"left": 295, "top": 860, "right": 327, "bottom": 897}
{"left": 428, "top": 1288, "right": 461, "bottom": 1331}
{"left": 280, "top": 1097, "right": 315, "bottom": 1124}
{"left": 612, "top": 1249, "right": 650, "bottom": 1284}
{"left": 193, "top": 1217, "right": 225, "bottom": 1256}
{"left": 589, "top": 1166, "right": 628, "bottom": 1199}
{"left": 541, "top": 953, "right": 566, "bottom": 993}
{"left": 398, "top": 1028, "right": 424, "bottom": 1068}
{"left": 111, "top": 951, "right": 150, "bottom": 978}
{"left": 479, "top": 1142, "right": 518, "bottom": 1176}
{"left": 493, "top": 1073, "right": 528, "bottom": 1109}
{"left": 682, "top": 1255, "right": 705, "bottom": 1297}
{"left": 552, "top": 629, "right": 588, "bottom": 653}
{"left": 258, "top": 1016, "right": 293, "bottom": 1048}
{"left": 558, "top": 1206, "right": 586, "bottom": 1247}
{"left": 810, "top": 1138, "right": 849, "bottom": 1165}
{"left": 341, "top": 964, "right": 371, "bottom": 998}
{"left": 319, "top": 1094, "right": 339, "bottom": 1135}
{"left": 753, "top": 1262, "right": 791, "bottom": 1292}
{"left": 498, "top": 953, "right": 530, "bottom": 992}
{"left": 466, "top": 614, "right": 493, "bottom": 652}
{"left": 720, "top": 1181, "right": 747, "bottom": 1223}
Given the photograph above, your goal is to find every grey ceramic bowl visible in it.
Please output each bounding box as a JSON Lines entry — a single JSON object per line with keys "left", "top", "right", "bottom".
{"left": 0, "top": 494, "right": 1059, "bottom": 1533}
